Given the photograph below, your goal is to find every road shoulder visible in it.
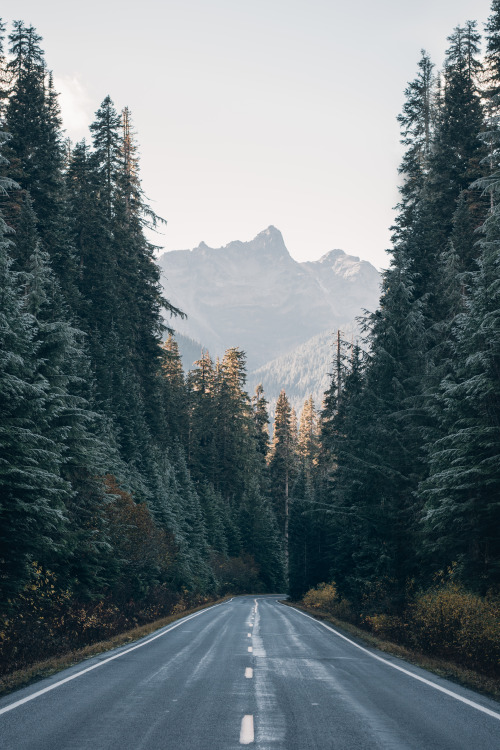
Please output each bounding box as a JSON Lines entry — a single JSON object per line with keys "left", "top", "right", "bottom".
{"left": 281, "top": 600, "right": 500, "bottom": 705}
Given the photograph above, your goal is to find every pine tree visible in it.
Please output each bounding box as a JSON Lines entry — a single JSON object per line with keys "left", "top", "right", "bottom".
{"left": 89, "top": 96, "right": 121, "bottom": 221}
{"left": 213, "top": 347, "right": 253, "bottom": 501}
{"left": 0, "top": 20, "right": 8, "bottom": 119}
{"left": 23, "top": 236, "right": 114, "bottom": 595}
{"left": 321, "top": 259, "right": 427, "bottom": 610}
{"left": 297, "top": 396, "right": 319, "bottom": 475}
{"left": 198, "top": 481, "right": 229, "bottom": 558}
{"left": 420, "top": 174, "right": 500, "bottom": 591}
{"left": 269, "top": 389, "right": 296, "bottom": 579}
{"left": 391, "top": 28, "right": 485, "bottom": 315}
{"left": 0, "top": 210, "right": 69, "bottom": 601}
{"left": 287, "top": 395, "right": 322, "bottom": 597}
{"left": 251, "top": 383, "right": 270, "bottom": 459}
{"left": 160, "top": 335, "right": 188, "bottom": 447}
{"left": 481, "top": 2, "right": 500, "bottom": 213}
{"left": 393, "top": 50, "right": 434, "bottom": 246}
{"left": 485, "top": 0, "right": 500, "bottom": 104}
{"left": 288, "top": 468, "right": 319, "bottom": 599}
{"left": 424, "top": 22, "right": 485, "bottom": 268}
{"left": 187, "top": 351, "right": 217, "bottom": 486}
{"left": 4, "top": 22, "right": 46, "bottom": 204}
{"left": 4, "top": 23, "right": 78, "bottom": 303}
{"left": 66, "top": 139, "right": 114, "bottom": 365}
{"left": 170, "top": 447, "right": 215, "bottom": 593}
{"left": 239, "top": 476, "right": 285, "bottom": 592}
{"left": 10, "top": 190, "right": 38, "bottom": 273}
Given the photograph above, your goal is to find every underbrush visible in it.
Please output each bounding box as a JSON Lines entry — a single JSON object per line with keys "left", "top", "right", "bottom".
{"left": 302, "top": 582, "right": 357, "bottom": 623}
{"left": 0, "top": 595, "right": 231, "bottom": 697}
{"left": 300, "top": 579, "right": 500, "bottom": 679}
{"left": 0, "top": 565, "right": 214, "bottom": 680}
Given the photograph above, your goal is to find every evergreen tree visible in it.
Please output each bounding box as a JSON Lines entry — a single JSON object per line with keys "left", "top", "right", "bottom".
{"left": 10, "top": 190, "right": 38, "bottom": 273}
{"left": 269, "top": 390, "right": 296, "bottom": 578}
{"left": 423, "top": 22, "right": 485, "bottom": 274}
{"left": 393, "top": 50, "right": 434, "bottom": 246}
{"left": 0, "top": 20, "right": 9, "bottom": 119}
{"left": 213, "top": 347, "right": 253, "bottom": 500}
{"left": 481, "top": 2, "right": 500, "bottom": 212}
{"left": 323, "top": 260, "right": 427, "bottom": 610}
{"left": 198, "top": 481, "right": 229, "bottom": 558}
{"left": 251, "top": 383, "right": 270, "bottom": 459}
{"left": 297, "top": 396, "right": 319, "bottom": 475}
{"left": 0, "top": 211, "right": 68, "bottom": 600}
{"left": 4, "top": 22, "right": 77, "bottom": 303}
{"left": 485, "top": 0, "right": 500, "bottom": 104}
{"left": 21, "top": 215, "right": 115, "bottom": 595}
{"left": 160, "top": 335, "right": 188, "bottom": 447}
{"left": 187, "top": 351, "right": 217, "bottom": 486}
{"left": 4, "top": 22, "right": 46, "bottom": 207}
{"left": 170, "top": 447, "right": 215, "bottom": 593}
{"left": 89, "top": 96, "right": 121, "bottom": 221}
{"left": 390, "top": 29, "right": 485, "bottom": 315}
{"left": 288, "top": 468, "right": 319, "bottom": 600}
{"left": 288, "top": 395, "right": 322, "bottom": 599}
{"left": 66, "top": 139, "right": 113, "bottom": 349}
{"left": 239, "top": 477, "right": 285, "bottom": 592}
{"left": 420, "top": 175, "right": 500, "bottom": 591}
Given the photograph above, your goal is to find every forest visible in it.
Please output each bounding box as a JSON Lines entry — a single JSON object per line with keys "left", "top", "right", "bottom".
{"left": 1, "top": 1, "right": 500, "bottom": 680}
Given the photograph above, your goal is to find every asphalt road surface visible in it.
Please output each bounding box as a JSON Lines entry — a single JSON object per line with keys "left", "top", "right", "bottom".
{"left": 1, "top": 595, "right": 500, "bottom": 749}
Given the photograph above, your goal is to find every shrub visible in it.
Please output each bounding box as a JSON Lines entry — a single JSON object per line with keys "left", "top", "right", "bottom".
{"left": 363, "top": 613, "right": 406, "bottom": 641}
{"left": 302, "top": 582, "right": 355, "bottom": 621}
{"left": 408, "top": 583, "right": 500, "bottom": 675}
{"left": 303, "top": 582, "right": 338, "bottom": 609}
{"left": 301, "top": 577, "right": 500, "bottom": 678}
{"left": 0, "top": 566, "right": 201, "bottom": 676}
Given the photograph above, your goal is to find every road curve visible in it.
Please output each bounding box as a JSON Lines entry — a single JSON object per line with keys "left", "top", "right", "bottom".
{"left": 1, "top": 595, "right": 499, "bottom": 749}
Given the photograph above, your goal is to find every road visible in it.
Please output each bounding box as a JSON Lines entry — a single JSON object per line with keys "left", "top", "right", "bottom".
{"left": 1, "top": 595, "right": 499, "bottom": 749}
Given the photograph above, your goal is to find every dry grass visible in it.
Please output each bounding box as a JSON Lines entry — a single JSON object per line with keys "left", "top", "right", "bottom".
{"left": 0, "top": 596, "right": 231, "bottom": 697}
{"left": 283, "top": 601, "right": 500, "bottom": 703}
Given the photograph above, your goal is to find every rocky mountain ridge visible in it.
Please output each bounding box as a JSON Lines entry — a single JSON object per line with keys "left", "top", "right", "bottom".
{"left": 158, "top": 227, "right": 381, "bottom": 383}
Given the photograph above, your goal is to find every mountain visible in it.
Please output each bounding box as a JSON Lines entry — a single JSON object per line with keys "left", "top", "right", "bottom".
{"left": 247, "top": 325, "right": 360, "bottom": 420}
{"left": 158, "top": 226, "right": 380, "bottom": 409}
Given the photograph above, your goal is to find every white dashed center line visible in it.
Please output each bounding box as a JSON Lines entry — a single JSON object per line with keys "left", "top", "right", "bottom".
{"left": 245, "top": 667, "right": 253, "bottom": 678}
{"left": 240, "top": 714, "right": 254, "bottom": 744}
{"left": 248, "top": 646, "right": 253, "bottom": 653}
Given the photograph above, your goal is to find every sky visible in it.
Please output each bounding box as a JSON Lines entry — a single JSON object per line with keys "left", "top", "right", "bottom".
{"left": 1, "top": 0, "right": 495, "bottom": 269}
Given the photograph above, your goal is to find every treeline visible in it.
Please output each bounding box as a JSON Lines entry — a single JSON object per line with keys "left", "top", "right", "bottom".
{"left": 3, "top": 1, "right": 500, "bottom": 679}
{"left": 0, "top": 19, "right": 284, "bottom": 672}
{"left": 283, "top": 4, "right": 500, "bottom": 627}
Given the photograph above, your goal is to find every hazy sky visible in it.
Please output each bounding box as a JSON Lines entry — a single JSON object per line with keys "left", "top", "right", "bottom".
{"left": 1, "top": 0, "right": 495, "bottom": 268}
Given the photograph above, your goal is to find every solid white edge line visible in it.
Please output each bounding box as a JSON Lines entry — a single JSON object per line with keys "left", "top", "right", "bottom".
{"left": 282, "top": 603, "right": 500, "bottom": 722}
{"left": 0, "top": 598, "right": 233, "bottom": 716}
{"left": 240, "top": 714, "right": 254, "bottom": 744}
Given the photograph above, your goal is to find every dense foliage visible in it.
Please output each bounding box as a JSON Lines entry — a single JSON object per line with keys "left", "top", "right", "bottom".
{"left": 0, "top": 19, "right": 284, "bottom": 673}
{"left": 3, "top": 3, "right": 500, "bottom": 677}
{"left": 284, "top": 7, "right": 500, "bottom": 631}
